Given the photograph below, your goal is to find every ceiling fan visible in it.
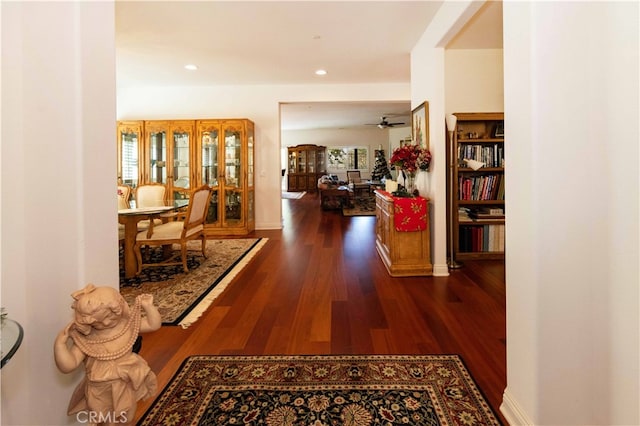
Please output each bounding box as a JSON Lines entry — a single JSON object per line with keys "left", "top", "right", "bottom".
{"left": 366, "top": 116, "right": 406, "bottom": 129}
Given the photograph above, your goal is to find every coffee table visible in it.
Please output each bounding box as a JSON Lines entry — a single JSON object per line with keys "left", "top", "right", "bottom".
{"left": 320, "top": 186, "right": 353, "bottom": 210}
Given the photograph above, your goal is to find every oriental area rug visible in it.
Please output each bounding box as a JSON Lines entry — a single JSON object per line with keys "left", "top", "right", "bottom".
{"left": 120, "top": 238, "right": 267, "bottom": 328}
{"left": 138, "top": 354, "right": 501, "bottom": 426}
{"left": 342, "top": 196, "right": 376, "bottom": 216}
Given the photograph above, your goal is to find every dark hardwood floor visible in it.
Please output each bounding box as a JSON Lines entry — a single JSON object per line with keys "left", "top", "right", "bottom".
{"left": 134, "top": 192, "right": 507, "bottom": 423}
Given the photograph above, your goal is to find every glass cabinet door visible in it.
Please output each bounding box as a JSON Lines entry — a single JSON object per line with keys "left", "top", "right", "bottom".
{"left": 247, "top": 129, "right": 255, "bottom": 224}
{"left": 308, "top": 149, "right": 316, "bottom": 174}
{"left": 146, "top": 123, "right": 168, "bottom": 184}
{"left": 224, "top": 125, "right": 243, "bottom": 225}
{"left": 298, "top": 149, "right": 307, "bottom": 173}
{"left": 317, "top": 149, "right": 325, "bottom": 173}
{"left": 201, "top": 129, "right": 219, "bottom": 187}
{"left": 170, "top": 122, "right": 193, "bottom": 200}
{"left": 248, "top": 132, "right": 254, "bottom": 188}
{"left": 117, "top": 121, "right": 142, "bottom": 189}
{"left": 197, "top": 122, "right": 221, "bottom": 226}
{"left": 288, "top": 151, "right": 297, "bottom": 173}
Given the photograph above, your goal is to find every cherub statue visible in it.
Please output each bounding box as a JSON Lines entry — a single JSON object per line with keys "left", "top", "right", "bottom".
{"left": 54, "top": 284, "right": 162, "bottom": 426}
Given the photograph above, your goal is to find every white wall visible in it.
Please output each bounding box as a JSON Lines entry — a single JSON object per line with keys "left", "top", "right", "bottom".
{"left": 443, "top": 48, "right": 504, "bottom": 274}
{"left": 419, "top": 2, "right": 639, "bottom": 424}
{"left": 501, "top": 2, "right": 639, "bottom": 425}
{"left": 410, "top": 0, "right": 485, "bottom": 276}
{"left": 445, "top": 49, "right": 504, "bottom": 113}
{"left": 1, "top": 2, "right": 117, "bottom": 425}
{"left": 388, "top": 126, "right": 412, "bottom": 151}
{"left": 117, "top": 84, "right": 410, "bottom": 230}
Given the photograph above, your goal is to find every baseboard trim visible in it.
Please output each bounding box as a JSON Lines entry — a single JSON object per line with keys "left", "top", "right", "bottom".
{"left": 432, "top": 263, "right": 450, "bottom": 276}
{"left": 256, "top": 222, "right": 283, "bottom": 230}
{"left": 501, "top": 389, "right": 534, "bottom": 425}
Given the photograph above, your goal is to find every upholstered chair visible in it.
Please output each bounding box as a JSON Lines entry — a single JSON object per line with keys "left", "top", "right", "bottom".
{"left": 117, "top": 185, "right": 132, "bottom": 245}
{"left": 134, "top": 185, "right": 212, "bottom": 274}
{"left": 117, "top": 185, "right": 132, "bottom": 210}
{"left": 135, "top": 183, "right": 167, "bottom": 208}
{"left": 134, "top": 184, "right": 167, "bottom": 230}
{"left": 346, "top": 170, "right": 369, "bottom": 196}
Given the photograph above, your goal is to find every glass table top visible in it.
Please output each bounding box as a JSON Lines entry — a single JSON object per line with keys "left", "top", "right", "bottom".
{"left": 118, "top": 199, "right": 189, "bottom": 215}
{"left": 1, "top": 318, "right": 24, "bottom": 368}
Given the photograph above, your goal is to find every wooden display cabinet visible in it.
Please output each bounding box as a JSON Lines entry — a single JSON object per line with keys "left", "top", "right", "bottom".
{"left": 117, "top": 118, "right": 255, "bottom": 236}
{"left": 375, "top": 191, "right": 433, "bottom": 277}
{"left": 287, "top": 144, "right": 326, "bottom": 192}
{"left": 196, "top": 119, "right": 255, "bottom": 236}
{"left": 447, "top": 112, "right": 505, "bottom": 260}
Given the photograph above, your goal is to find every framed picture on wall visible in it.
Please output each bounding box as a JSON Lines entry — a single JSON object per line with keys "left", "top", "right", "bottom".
{"left": 411, "top": 101, "right": 429, "bottom": 149}
{"left": 399, "top": 137, "right": 412, "bottom": 148}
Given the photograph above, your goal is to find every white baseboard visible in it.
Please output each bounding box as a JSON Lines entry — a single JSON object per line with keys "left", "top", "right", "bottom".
{"left": 500, "top": 389, "right": 534, "bottom": 425}
{"left": 256, "top": 222, "right": 284, "bottom": 230}
{"left": 432, "top": 263, "right": 450, "bottom": 276}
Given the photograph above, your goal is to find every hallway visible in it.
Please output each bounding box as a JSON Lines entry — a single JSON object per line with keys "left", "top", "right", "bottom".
{"left": 135, "top": 193, "right": 507, "bottom": 423}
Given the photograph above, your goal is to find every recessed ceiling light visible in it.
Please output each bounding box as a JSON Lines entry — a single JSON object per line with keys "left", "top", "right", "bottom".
{"left": 184, "top": 64, "right": 198, "bottom": 71}
{"left": 315, "top": 69, "right": 327, "bottom": 76}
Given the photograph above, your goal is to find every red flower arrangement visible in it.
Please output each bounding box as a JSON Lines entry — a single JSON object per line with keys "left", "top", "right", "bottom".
{"left": 389, "top": 144, "right": 432, "bottom": 173}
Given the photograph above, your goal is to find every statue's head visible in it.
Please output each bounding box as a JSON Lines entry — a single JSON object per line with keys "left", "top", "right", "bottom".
{"left": 70, "top": 284, "right": 126, "bottom": 334}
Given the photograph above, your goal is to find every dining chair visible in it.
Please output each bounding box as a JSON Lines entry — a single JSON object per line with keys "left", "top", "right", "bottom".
{"left": 135, "top": 183, "right": 167, "bottom": 207}
{"left": 117, "top": 185, "right": 132, "bottom": 246}
{"left": 135, "top": 183, "right": 167, "bottom": 230}
{"left": 117, "top": 184, "right": 132, "bottom": 210}
{"left": 134, "top": 185, "right": 212, "bottom": 274}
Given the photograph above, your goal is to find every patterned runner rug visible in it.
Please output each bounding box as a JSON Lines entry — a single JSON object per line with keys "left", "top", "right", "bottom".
{"left": 120, "top": 238, "right": 267, "bottom": 328}
{"left": 138, "top": 354, "right": 500, "bottom": 425}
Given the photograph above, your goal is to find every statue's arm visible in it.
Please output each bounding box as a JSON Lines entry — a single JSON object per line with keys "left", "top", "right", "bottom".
{"left": 53, "top": 324, "right": 86, "bottom": 373}
{"left": 138, "top": 294, "right": 161, "bottom": 333}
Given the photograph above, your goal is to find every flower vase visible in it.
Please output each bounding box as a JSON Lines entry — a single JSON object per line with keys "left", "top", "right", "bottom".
{"left": 405, "top": 172, "right": 416, "bottom": 195}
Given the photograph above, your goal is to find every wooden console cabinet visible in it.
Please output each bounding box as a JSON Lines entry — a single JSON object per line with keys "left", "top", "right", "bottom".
{"left": 375, "top": 191, "right": 432, "bottom": 277}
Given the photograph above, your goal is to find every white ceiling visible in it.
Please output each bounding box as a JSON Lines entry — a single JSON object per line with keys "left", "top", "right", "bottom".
{"left": 116, "top": 1, "right": 502, "bottom": 130}
{"left": 280, "top": 101, "right": 413, "bottom": 131}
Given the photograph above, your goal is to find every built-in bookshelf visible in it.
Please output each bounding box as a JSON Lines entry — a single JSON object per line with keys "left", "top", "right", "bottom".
{"left": 447, "top": 112, "right": 505, "bottom": 260}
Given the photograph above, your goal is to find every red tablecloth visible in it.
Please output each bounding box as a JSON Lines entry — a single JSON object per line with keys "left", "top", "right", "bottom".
{"left": 393, "top": 196, "right": 428, "bottom": 232}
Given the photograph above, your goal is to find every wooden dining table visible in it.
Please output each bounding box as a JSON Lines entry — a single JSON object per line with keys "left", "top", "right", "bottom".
{"left": 118, "top": 200, "right": 189, "bottom": 278}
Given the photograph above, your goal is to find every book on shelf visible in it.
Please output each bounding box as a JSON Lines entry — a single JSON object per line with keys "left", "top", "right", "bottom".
{"left": 458, "top": 174, "right": 504, "bottom": 201}
{"left": 468, "top": 207, "right": 505, "bottom": 220}
{"left": 457, "top": 144, "right": 504, "bottom": 168}
{"left": 458, "top": 223, "right": 505, "bottom": 253}
{"left": 458, "top": 207, "right": 472, "bottom": 222}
